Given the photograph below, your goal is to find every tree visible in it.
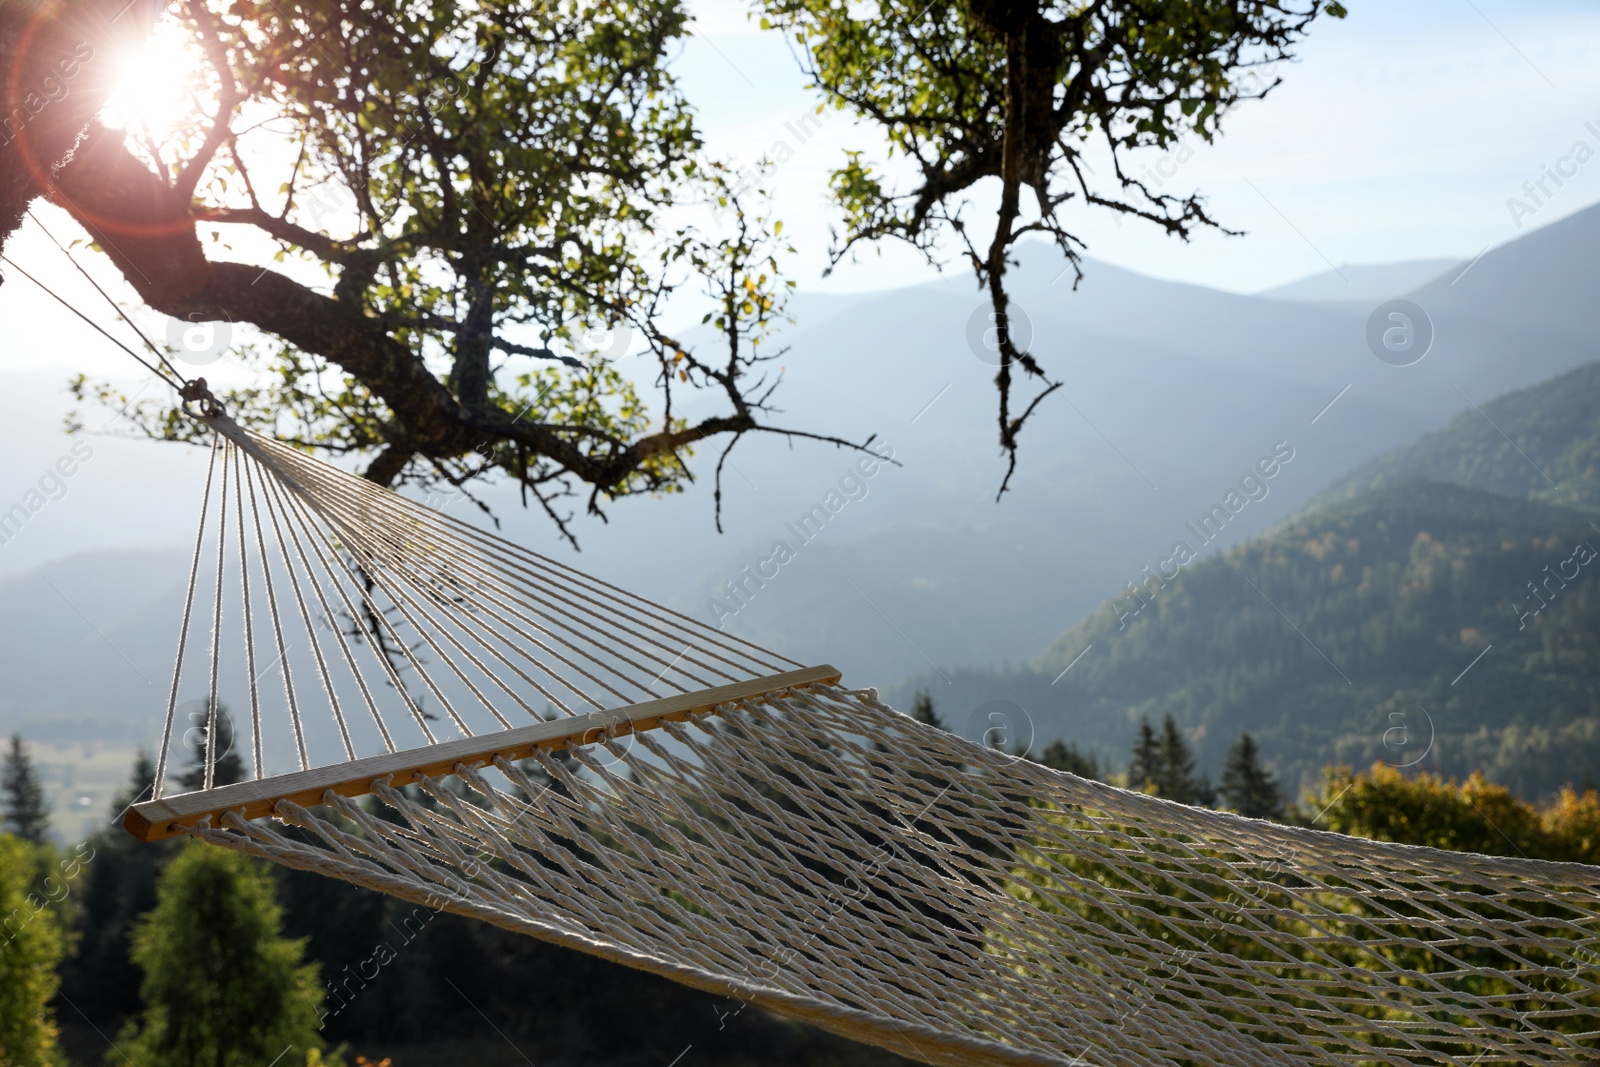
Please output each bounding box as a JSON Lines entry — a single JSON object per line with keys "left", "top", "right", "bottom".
{"left": 1034, "top": 739, "right": 1098, "bottom": 780}
{"left": 760, "top": 0, "right": 1345, "bottom": 490}
{"left": 1, "top": 734, "right": 49, "bottom": 843}
{"left": 1126, "top": 715, "right": 1207, "bottom": 804}
{"left": 121, "top": 841, "right": 332, "bottom": 1067}
{"left": 1217, "top": 733, "right": 1282, "bottom": 820}
{"left": 1302, "top": 763, "right": 1600, "bottom": 864}
{"left": 1127, "top": 718, "right": 1160, "bottom": 792}
{"left": 910, "top": 689, "right": 945, "bottom": 730}
{"left": 1154, "top": 715, "right": 1206, "bottom": 805}
{"left": 0, "top": 833, "right": 66, "bottom": 1067}
{"left": 178, "top": 701, "right": 245, "bottom": 792}
{"left": 57, "top": 0, "right": 876, "bottom": 542}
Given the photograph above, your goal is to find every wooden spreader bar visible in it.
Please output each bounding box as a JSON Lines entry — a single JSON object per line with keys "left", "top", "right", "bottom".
{"left": 126, "top": 664, "right": 841, "bottom": 842}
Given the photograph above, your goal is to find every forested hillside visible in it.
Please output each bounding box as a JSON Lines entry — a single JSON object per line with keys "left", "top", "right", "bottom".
{"left": 896, "top": 479, "right": 1600, "bottom": 801}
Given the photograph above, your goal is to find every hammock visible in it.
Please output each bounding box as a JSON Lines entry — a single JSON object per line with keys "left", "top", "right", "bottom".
{"left": 128, "top": 411, "right": 1600, "bottom": 1067}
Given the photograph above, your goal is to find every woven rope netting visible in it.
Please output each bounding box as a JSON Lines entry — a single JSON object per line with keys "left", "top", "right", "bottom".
{"left": 145, "top": 416, "right": 1600, "bottom": 1067}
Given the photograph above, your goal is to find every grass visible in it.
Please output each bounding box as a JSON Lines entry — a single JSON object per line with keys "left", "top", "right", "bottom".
{"left": 26, "top": 740, "right": 144, "bottom": 844}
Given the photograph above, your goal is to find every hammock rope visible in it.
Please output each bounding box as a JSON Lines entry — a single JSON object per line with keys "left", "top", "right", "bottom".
{"left": 130, "top": 413, "right": 1600, "bottom": 1067}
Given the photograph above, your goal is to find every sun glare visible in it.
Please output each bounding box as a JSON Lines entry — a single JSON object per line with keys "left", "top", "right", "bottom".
{"left": 100, "top": 29, "right": 201, "bottom": 143}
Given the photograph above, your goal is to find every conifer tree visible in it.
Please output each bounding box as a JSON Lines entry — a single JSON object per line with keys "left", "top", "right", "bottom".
{"left": 910, "top": 690, "right": 944, "bottom": 730}
{"left": 120, "top": 842, "right": 332, "bottom": 1067}
{"left": 1036, "top": 740, "right": 1099, "bottom": 780}
{"left": 1, "top": 734, "right": 49, "bottom": 844}
{"left": 1218, "top": 733, "right": 1284, "bottom": 820}
{"left": 1154, "top": 716, "right": 1206, "bottom": 804}
{"left": 0, "top": 833, "right": 65, "bottom": 1067}
{"left": 178, "top": 702, "right": 245, "bottom": 792}
{"left": 1127, "top": 719, "right": 1160, "bottom": 792}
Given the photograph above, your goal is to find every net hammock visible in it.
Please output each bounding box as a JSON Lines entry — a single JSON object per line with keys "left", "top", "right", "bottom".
{"left": 127, "top": 409, "right": 1600, "bottom": 1067}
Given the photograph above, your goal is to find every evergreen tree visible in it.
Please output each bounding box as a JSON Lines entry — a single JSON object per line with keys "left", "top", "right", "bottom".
{"left": 1218, "top": 733, "right": 1284, "bottom": 820}
{"left": 0, "top": 833, "right": 65, "bottom": 1067}
{"left": 1127, "top": 719, "right": 1160, "bottom": 792}
{"left": 178, "top": 702, "right": 245, "bottom": 791}
{"left": 1, "top": 734, "right": 49, "bottom": 843}
{"left": 909, "top": 690, "right": 944, "bottom": 730}
{"left": 1035, "top": 740, "right": 1099, "bottom": 780}
{"left": 120, "top": 841, "right": 332, "bottom": 1067}
{"left": 1154, "top": 716, "right": 1204, "bottom": 805}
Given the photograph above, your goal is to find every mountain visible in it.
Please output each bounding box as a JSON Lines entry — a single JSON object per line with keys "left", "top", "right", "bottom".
{"left": 1310, "top": 359, "right": 1600, "bottom": 514}
{"left": 881, "top": 358, "right": 1600, "bottom": 802}
{"left": 891, "top": 478, "right": 1600, "bottom": 802}
{"left": 686, "top": 200, "right": 1600, "bottom": 683}
{"left": 1255, "top": 259, "right": 1463, "bottom": 303}
{"left": 0, "top": 548, "right": 189, "bottom": 744}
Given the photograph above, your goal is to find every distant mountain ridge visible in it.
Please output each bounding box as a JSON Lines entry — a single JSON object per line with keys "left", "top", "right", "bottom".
{"left": 1310, "top": 359, "right": 1600, "bottom": 515}
{"left": 0, "top": 548, "right": 188, "bottom": 744}
{"left": 1255, "top": 259, "right": 1463, "bottom": 303}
